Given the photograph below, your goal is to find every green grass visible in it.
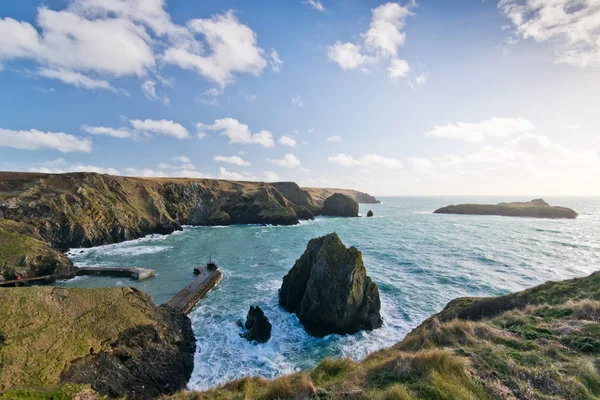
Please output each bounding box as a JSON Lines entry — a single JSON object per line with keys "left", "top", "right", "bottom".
{"left": 163, "top": 272, "right": 600, "bottom": 400}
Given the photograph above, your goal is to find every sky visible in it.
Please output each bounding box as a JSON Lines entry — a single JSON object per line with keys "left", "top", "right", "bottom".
{"left": 0, "top": 0, "right": 598, "bottom": 196}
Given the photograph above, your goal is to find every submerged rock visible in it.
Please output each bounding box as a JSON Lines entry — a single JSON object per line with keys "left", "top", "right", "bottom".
{"left": 240, "top": 306, "right": 272, "bottom": 344}
{"left": 367, "top": 210, "right": 374, "bottom": 217}
{"left": 434, "top": 199, "right": 578, "bottom": 219}
{"left": 279, "top": 233, "right": 382, "bottom": 336}
{"left": 321, "top": 193, "right": 359, "bottom": 217}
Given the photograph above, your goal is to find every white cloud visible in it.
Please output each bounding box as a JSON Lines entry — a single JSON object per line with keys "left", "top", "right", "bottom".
{"left": 197, "top": 118, "right": 275, "bottom": 147}
{"left": 278, "top": 136, "right": 297, "bottom": 147}
{"left": 0, "top": 128, "right": 92, "bottom": 152}
{"left": 267, "top": 153, "right": 303, "bottom": 169}
{"left": 38, "top": 67, "right": 115, "bottom": 91}
{"left": 0, "top": 3, "right": 277, "bottom": 90}
{"left": 305, "top": 0, "right": 325, "bottom": 12}
{"left": 0, "top": 6, "right": 155, "bottom": 81}
{"left": 157, "top": 162, "right": 175, "bottom": 169}
{"left": 327, "top": 42, "right": 370, "bottom": 70}
{"left": 130, "top": 119, "right": 189, "bottom": 139}
{"left": 327, "top": 2, "right": 414, "bottom": 80}
{"left": 363, "top": 2, "right": 412, "bottom": 57}
{"left": 213, "top": 155, "right": 251, "bottom": 166}
{"left": 415, "top": 73, "right": 428, "bottom": 85}
{"left": 239, "top": 89, "right": 257, "bottom": 102}
{"left": 425, "top": 117, "right": 535, "bottom": 143}
{"left": 219, "top": 167, "right": 245, "bottom": 180}
{"left": 39, "top": 158, "right": 66, "bottom": 167}
{"left": 163, "top": 11, "right": 271, "bottom": 87}
{"left": 269, "top": 49, "right": 283, "bottom": 72}
{"left": 263, "top": 171, "right": 280, "bottom": 182}
{"left": 499, "top": 0, "right": 600, "bottom": 67}
{"left": 124, "top": 167, "right": 167, "bottom": 177}
{"left": 408, "top": 133, "right": 599, "bottom": 195}
{"left": 173, "top": 156, "right": 192, "bottom": 163}
{"left": 204, "top": 88, "right": 221, "bottom": 97}
{"left": 387, "top": 58, "right": 410, "bottom": 80}
{"left": 197, "top": 131, "right": 208, "bottom": 139}
{"left": 328, "top": 153, "right": 403, "bottom": 169}
{"left": 561, "top": 124, "right": 581, "bottom": 130}
{"left": 124, "top": 167, "right": 210, "bottom": 179}
{"left": 29, "top": 164, "right": 119, "bottom": 175}
{"left": 141, "top": 80, "right": 169, "bottom": 104}
{"left": 292, "top": 95, "right": 304, "bottom": 107}
{"left": 326, "top": 135, "right": 342, "bottom": 142}
{"left": 81, "top": 125, "right": 132, "bottom": 139}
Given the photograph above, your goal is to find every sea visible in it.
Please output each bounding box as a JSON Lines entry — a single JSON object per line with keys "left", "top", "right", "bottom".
{"left": 59, "top": 196, "right": 600, "bottom": 391}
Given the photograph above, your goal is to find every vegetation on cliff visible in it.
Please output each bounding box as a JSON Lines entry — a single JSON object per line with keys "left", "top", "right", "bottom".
{"left": 279, "top": 233, "right": 382, "bottom": 336}
{"left": 171, "top": 271, "right": 600, "bottom": 400}
{"left": 434, "top": 199, "right": 578, "bottom": 219}
{"left": 0, "top": 219, "right": 74, "bottom": 279}
{"left": 0, "top": 172, "right": 377, "bottom": 278}
{"left": 0, "top": 286, "right": 195, "bottom": 399}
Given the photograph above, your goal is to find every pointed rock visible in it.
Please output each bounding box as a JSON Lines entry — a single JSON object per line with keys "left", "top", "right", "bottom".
{"left": 279, "top": 233, "right": 382, "bottom": 336}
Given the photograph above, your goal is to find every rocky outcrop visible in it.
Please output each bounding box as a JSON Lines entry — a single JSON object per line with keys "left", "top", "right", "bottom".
{"left": 321, "top": 193, "right": 359, "bottom": 217}
{"left": 240, "top": 306, "right": 272, "bottom": 344}
{"left": 303, "top": 187, "right": 380, "bottom": 206}
{"left": 0, "top": 287, "right": 195, "bottom": 398}
{"left": 367, "top": 210, "right": 374, "bottom": 217}
{"left": 434, "top": 199, "right": 578, "bottom": 219}
{"left": 279, "top": 233, "right": 382, "bottom": 336}
{"left": 0, "top": 219, "right": 75, "bottom": 279}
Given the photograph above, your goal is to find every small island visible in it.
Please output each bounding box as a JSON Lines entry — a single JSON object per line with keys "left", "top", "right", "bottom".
{"left": 434, "top": 199, "right": 578, "bottom": 219}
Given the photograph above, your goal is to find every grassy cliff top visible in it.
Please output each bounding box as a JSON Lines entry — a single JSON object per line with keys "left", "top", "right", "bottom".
{"left": 167, "top": 271, "right": 600, "bottom": 400}
{"left": 0, "top": 286, "right": 158, "bottom": 391}
{"left": 0, "top": 171, "right": 374, "bottom": 205}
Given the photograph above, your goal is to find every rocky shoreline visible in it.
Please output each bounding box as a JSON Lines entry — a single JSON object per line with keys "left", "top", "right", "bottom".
{"left": 0, "top": 171, "right": 377, "bottom": 279}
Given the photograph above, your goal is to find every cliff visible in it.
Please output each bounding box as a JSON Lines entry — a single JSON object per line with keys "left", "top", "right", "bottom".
{"left": 303, "top": 187, "right": 380, "bottom": 206}
{"left": 171, "top": 271, "right": 600, "bottom": 400}
{"left": 434, "top": 198, "right": 578, "bottom": 219}
{"left": 0, "top": 286, "right": 195, "bottom": 399}
{"left": 0, "top": 172, "right": 378, "bottom": 278}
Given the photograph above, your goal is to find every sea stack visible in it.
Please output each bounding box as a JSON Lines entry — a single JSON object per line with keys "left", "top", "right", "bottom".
{"left": 367, "top": 210, "right": 374, "bottom": 217}
{"left": 240, "top": 306, "right": 272, "bottom": 344}
{"left": 321, "top": 193, "right": 359, "bottom": 217}
{"left": 279, "top": 233, "right": 382, "bottom": 336}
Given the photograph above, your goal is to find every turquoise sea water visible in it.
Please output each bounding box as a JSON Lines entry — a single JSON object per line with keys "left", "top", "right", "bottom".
{"left": 61, "top": 196, "right": 600, "bottom": 390}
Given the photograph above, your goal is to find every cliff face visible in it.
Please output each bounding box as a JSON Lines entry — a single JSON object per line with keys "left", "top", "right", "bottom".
{"left": 434, "top": 199, "right": 578, "bottom": 219}
{"left": 0, "top": 172, "right": 378, "bottom": 251}
{"left": 179, "top": 271, "right": 600, "bottom": 400}
{"left": 0, "top": 286, "right": 195, "bottom": 399}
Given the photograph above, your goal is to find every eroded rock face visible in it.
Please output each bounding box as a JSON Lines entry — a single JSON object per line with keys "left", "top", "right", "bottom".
{"left": 321, "top": 193, "right": 359, "bottom": 217}
{"left": 279, "top": 233, "right": 382, "bottom": 336}
{"left": 61, "top": 304, "right": 195, "bottom": 399}
{"left": 240, "top": 306, "right": 272, "bottom": 344}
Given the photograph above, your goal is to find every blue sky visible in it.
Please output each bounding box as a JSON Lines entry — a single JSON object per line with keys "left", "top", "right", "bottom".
{"left": 0, "top": 0, "right": 598, "bottom": 195}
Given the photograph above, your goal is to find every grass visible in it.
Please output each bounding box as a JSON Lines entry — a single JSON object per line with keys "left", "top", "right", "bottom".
{"left": 0, "top": 287, "right": 158, "bottom": 391}
{"left": 163, "top": 271, "right": 600, "bottom": 400}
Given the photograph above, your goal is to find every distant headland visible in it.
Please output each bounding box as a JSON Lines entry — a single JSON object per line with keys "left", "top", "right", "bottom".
{"left": 434, "top": 198, "right": 578, "bottom": 219}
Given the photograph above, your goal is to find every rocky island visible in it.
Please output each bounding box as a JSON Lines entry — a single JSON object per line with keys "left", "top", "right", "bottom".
{"left": 0, "top": 172, "right": 378, "bottom": 280}
{"left": 434, "top": 198, "right": 578, "bottom": 219}
{"left": 279, "top": 233, "right": 382, "bottom": 336}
